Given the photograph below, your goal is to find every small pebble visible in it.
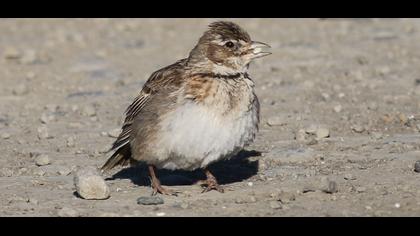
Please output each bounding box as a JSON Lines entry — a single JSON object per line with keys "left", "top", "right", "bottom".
{"left": 305, "top": 124, "right": 318, "bottom": 134}
{"left": 74, "top": 167, "right": 110, "bottom": 200}
{"left": 302, "top": 185, "right": 316, "bottom": 193}
{"left": 266, "top": 117, "right": 285, "bottom": 126}
{"left": 316, "top": 128, "right": 330, "bottom": 139}
{"left": 247, "top": 182, "right": 253, "bottom": 187}
{"left": 35, "top": 154, "right": 51, "bottom": 166}
{"left": 414, "top": 160, "right": 420, "bottom": 173}
{"left": 108, "top": 128, "right": 121, "bottom": 138}
{"left": 137, "top": 196, "right": 164, "bottom": 205}
{"left": 370, "top": 132, "right": 383, "bottom": 140}
{"left": 1, "top": 133, "right": 11, "bottom": 139}
{"left": 19, "top": 50, "right": 38, "bottom": 64}
{"left": 321, "top": 93, "right": 330, "bottom": 101}
{"left": 156, "top": 212, "right": 166, "bottom": 217}
{"left": 394, "top": 203, "right": 401, "bottom": 208}
{"left": 4, "top": 47, "right": 22, "bottom": 59}
{"left": 40, "top": 113, "right": 55, "bottom": 124}
{"left": 66, "top": 137, "right": 75, "bottom": 147}
{"left": 57, "top": 167, "right": 72, "bottom": 176}
{"left": 351, "top": 124, "right": 365, "bottom": 133}
{"left": 277, "top": 191, "right": 296, "bottom": 204}
{"left": 269, "top": 201, "right": 282, "bottom": 209}
{"left": 355, "top": 186, "right": 367, "bottom": 193}
{"left": 295, "top": 129, "right": 307, "bottom": 142}
{"left": 344, "top": 174, "right": 356, "bottom": 180}
{"left": 333, "top": 105, "right": 342, "bottom": 113}
{"left": 319, "top": 177, "right": 338, "bottom": 194}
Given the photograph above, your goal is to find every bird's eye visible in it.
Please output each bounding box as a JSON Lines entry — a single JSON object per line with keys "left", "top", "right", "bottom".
{"left": 225, "top": 41, "right": 234, "bottom": 48}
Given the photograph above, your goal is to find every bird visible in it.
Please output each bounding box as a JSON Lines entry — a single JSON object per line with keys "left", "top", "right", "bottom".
{"left": 101, "top": 21, "right": 271, "bottom": 195}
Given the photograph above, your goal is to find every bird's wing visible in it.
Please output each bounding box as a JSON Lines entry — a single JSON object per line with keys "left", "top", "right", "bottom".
{"left": 110, "top": 58, "right": 187, "bottom": 151}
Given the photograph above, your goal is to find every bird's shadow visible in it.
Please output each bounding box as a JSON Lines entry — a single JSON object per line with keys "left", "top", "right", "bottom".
{"left": 105, "top": 150, "right": 261, "bottom": 186}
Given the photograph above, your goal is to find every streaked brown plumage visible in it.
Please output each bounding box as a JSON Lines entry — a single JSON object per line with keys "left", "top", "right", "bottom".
{"left": 101, "top": 21, "right": 271, "bottom": 195}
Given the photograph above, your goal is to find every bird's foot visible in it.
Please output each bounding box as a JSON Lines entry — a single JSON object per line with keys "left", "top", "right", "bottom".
{"left": 148, "top": 165, "right": 178, "bottom": 196}
{"left": 201, "top": 169, "right": 224, "bottom": 193}
{"left": 151, "top": 183, "right": 178, "bottom": 196}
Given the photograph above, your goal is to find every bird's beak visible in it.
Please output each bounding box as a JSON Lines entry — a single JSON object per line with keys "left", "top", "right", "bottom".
{"left": 249, "top": 41, "right": 272, "bottom": 59}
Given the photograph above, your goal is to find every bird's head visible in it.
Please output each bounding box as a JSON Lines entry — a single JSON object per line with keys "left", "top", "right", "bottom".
{"left": 188, "top": 21, "right": 271, "bottom": 74}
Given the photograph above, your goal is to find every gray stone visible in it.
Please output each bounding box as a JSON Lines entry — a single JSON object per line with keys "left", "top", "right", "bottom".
{"left": 302, "top": 185, "right": 316, "bottom": 193}
{"left": 414, "top": 161, "right": 420, "bottom": 173}
{"left": 319, "top": 177, "right": 338, "bottom": 194}
{"left": 35, "top": 154, "right": 51, "bottom": 166}
{"left": 269, "top": 201, "right": 282, "bottom": 209}
{"left": 74, "top": 167, "right": 110, "bottom": 200}
{"left": 352, "top": 124, "right": 365, "bottom": 133}
{"left": 137, "top": 196, "right": 164, "bottom": 205}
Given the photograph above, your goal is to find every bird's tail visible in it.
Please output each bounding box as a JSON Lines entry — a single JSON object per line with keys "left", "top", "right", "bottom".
{"left": 100, "top": 144, "right": 132, "bottom": 172}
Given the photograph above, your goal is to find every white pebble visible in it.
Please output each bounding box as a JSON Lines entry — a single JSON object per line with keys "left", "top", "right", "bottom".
{"left": 108, "top": 128, "right": 121, "bottom": 138}
{"left": 74, "top": 167, "right": 110, "bottom": 200}
{"left": 316, "top": 128, "right": 330, "bottom": 139}
{"left": 35, "top": 154, "right": 51, "bottom": 166}
{"left": 156, "top": 212, "right": 166, "bottom": 217}
{"left": 333, "top": 105, "right": 342, "bottom": 113}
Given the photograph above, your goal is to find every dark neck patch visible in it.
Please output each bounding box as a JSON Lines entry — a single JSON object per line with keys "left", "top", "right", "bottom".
{"left": 192, "top": 72, "right": 246, "bottom": 80}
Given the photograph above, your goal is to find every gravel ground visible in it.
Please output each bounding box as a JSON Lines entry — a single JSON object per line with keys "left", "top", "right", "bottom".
{"left": 1, "top": 18, "right": 420, "bottom": 217}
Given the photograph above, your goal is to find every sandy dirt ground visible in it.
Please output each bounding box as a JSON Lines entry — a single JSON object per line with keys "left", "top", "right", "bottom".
{"left": 1, "top": 18, "right": 420, "bottom": 217}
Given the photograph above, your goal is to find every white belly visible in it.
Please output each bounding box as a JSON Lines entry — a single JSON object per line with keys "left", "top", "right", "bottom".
{"left": 152, "top": 101, "right": 258, "bottom": 170}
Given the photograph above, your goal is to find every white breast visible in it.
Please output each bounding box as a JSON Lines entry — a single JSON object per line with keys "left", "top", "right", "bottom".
{"left": 152, "top": 80, "right": 259, "bottom": 170}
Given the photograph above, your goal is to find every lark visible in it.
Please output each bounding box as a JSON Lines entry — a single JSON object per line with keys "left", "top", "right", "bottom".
{"left": 101, "top": 21, "right": 271, "bottom": 195}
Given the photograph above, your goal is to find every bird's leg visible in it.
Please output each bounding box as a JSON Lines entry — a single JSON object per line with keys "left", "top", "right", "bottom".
{"left": 148, "top": 165, "right": 177, "bottom": 196}
{"left": 201, "top": 169, "right": 224, "bottom": 193}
